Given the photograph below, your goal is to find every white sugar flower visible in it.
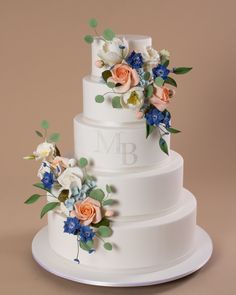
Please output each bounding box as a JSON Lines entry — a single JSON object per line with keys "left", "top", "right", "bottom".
{"left": 57, "top": 166, "right": 84, "bottom": 190}
{"left": 160, "top": 49, "right": 170, "bottom": 60}
{"left": 142, "top": 46, "right": 160, "bottom": 66}
{"left": 37, "top": 161, "right": 51, "bottom": 179}
{"left": 34, "top": 142, "right": 55, "bottom": 161}
{"left": 122, "top": 87, "right": 144, "bottom": 109}
{"left": 97, "top": 37, "right": 129, "bottom": 66}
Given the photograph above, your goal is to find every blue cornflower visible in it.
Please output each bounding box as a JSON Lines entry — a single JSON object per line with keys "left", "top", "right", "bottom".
{"left": 126, "top": 51, "right": 144, "bottom": 69}
{"left": 145, "top": 108, "right": 165, "bottom": 126}
{"left": 41, "top": 172, "right": 54, "bottom": 190}
{"left": 64, "top": 217, "right": 81, "bottom": 235}
{"left": 152, "top": 64, "right": 170, "bottom": 80}
{"left": 163, "top": 110, "right": 171, "bottom": 128}
{"left": 79, "top": 225, "right": 95, "bottom": 243}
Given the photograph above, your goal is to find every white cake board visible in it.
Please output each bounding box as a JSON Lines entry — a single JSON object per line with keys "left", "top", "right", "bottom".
{"left": 32, "top": 226, "right": 213, "bottom": 287}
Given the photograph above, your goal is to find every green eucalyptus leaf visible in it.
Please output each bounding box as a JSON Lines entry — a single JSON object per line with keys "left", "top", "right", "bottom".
{"left": 80, "top": 241, "right": 90, "bottom": 251}
{"left": 86, "top": 240, "right": 94, "bottom": 249}
{"left": 112, "top": 96, "right": 122, "bottom": 108}
{"left": 78, "top": 157, "right": 88, "bottom": 168}
{"left": 84, "top": 35, "right": 94, "bottom": 44}
{"left": 106, "top": 184, "right": 112, "bottom": 193}
{"left": 92, "top": 217, "right": 110, "bottom": 228}
{"left": 102, "top": 70, "right": 112, "bottom": 82}
{"left": 97, "top": 225, "right": 112, "bottom": 237}
{"left": 103, "top": 199, "right": 114, "bottom": 206}
{"left": 24, "top": 194, "right": 41, "bottom": 204}
{"left": 41, "top": 120, "right": 49, "bottom": 129}
{"left": 33, "top": 182, "right": 51, "bottom": 193}
{"left": 107, "top": 81, "right": 116, "bottom": 88}
{"left": 145, "top": 84, "right": 154, "bottom": 98}
{"left": 40, "top": 202, "right": 60, "bottom": 219}
{"left": 159, "top": 137, "right": 169, "bottom": 155}
{"left": 146, "top": 122, "right": 156, "bottom": 138}
{"left": 35, "top": 130, "right": 43, "bottom": 138}
{"left": 49, "top": 133, "right": 60, "bottom": 143}
{"left": 88, "top": 18, "right": 98, "bottom": 28}
{"left": 173, "top": 67, "right": 192, "bottom": 74}
{"left": 103, "top": 28, "right": 115, "bottom": 41}
{"left": 154, "top": 77, "right": 164, "bottom": 87}
{"left": 104, "top": 242, "right": 113, "bottom": 251}
{"left": 163, "top": 60, "right": 170, "bottom": 67}
{"left": 95, "top": 95, "right": 105, "bottom": 103}
{"left": 165, "top": 76, "right": 177, "bottom": 87}
{"left": 166, "top": 127, "right": 181, "bottom": 134}
{"left": 89, "top": 188, "right": 105, "bottom": 202}
{"left": 143, "top": 72, "right": 151, "bottom": 81}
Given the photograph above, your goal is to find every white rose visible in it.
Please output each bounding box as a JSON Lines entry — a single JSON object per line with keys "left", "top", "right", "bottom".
{"left": 57, "top": 166, "right": 83, "bottom": 190}
{"left": 34, "top": 142, "right": 55, "bottom": 161}
{"left": 97, "top": 37, "right": 129, "bottom": 66}
{"left": 142, "top": 46, "right": 160, "bottom": 65}
{"left": 122, "top": 87, "right": 144, "bottom": 109}
{"left": 160, "top": 49, "right": 170, "bottom": 60}
{"left": 37, "top": 161, "right": 51, "bottom": 180}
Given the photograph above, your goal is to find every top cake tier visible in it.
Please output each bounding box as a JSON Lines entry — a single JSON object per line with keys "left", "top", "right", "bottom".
{"left": 91, "top": 35, "right": 152, "bottom": 77}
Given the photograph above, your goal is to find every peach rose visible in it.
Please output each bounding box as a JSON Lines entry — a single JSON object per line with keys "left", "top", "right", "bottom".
{"left": 108, "top": 64, "right": 139, "bottom": 93}
{"left": 71, "top": 197, "right": 102, "bottom": 226}
{"left": 150, "top": 86, "right": 175, "bottom": 112}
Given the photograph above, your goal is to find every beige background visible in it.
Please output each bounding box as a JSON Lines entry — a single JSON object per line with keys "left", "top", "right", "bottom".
{"left": 0, "top": 0, "right": 236, "bottom": 294}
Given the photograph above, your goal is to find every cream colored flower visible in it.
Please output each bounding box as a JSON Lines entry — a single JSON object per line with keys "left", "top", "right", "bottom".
{"left": 142, "top": 46, "right": 160, "bottom": 65}
{"left": 160, "top": 49, "right": 170, "bottom": 60}
{"left": 37, "top": 161, "right": 51, "bottom": 179}
{"left": 57, "top": 166, "right": 83, "bottom": 190}
{"left": 33, "top": 142, "right": 55, "bottom": 161}
{"left": 121, "top": 87, "right": 144, "bottom": 109}
{"left": 97, "top": 37, "right": 129, "bottom": 66}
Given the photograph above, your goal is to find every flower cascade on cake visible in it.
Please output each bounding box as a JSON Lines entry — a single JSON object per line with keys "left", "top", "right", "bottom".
{"left": 84, "top": 19, "right": 192, "bottom": 155}
{"left": 24, "top": 120, "right": 115, "bottom": 263}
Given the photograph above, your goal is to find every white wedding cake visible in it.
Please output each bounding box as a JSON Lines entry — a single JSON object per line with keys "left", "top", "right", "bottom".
{"left": 25, "top": 21, "right": 212, "bottom": 285}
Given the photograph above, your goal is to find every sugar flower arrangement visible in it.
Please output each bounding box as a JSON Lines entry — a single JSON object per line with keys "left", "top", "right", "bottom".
{"left": 24, "top": 121, "right": 115, "bottom": 263}
{"left": 84, "top": 19, "right": 192, "bottom": 155}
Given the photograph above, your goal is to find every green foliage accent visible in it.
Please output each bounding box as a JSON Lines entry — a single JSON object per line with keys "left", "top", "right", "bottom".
{"left": 106, "top": 184, "right": 112, "bottom": 193}
{"left": 49, "top": 133, "right": 60, "bottom": 143}
{"left": 103, "top": 28, "right": 115, "bottom": 41}
{"left": 84, "top": 35, "right": 94, "bottom": 44}
{"left": 97, "top": 225, "right": 112, "bottom": 237}
{"left": 95, "top": 95, "right": 105, "bottom": 103}
{"left": 23, "top": 155, "right": 36, "bottom": 160}
{"left": 58, "top": 190, "right": 69, "bottom": 202}
{"left": 35, "top": 130, "right": 43, "bottom": 138}
{"left": 88, "top": 18, "right": 98, "bottom": 28}
{"left": 145, "top": 84, "right": 154, "bottom": 98}
{"left": 166, "top": 127, "right": 181, "bottom": 134}
{"left": 173, "top": 67, "right": 192, "bottom": 74}
{"left": 78, "top": 157, "right": 88, "bottom": 168}
{"left": 163, "top": 60, "right": 170, "bottom": 67}
{"left": 143, "top": 72, "right": 151, "bottom": 81}
{"left": 159, "top": 137, "right": 169, "bottom": 155}
{"left": 40, "top": 202, "right": 60, "bottom": 219}
{"left": 154, "top": 77, "right": 164, "bottom": 87}
{"left": 102, "top": 70, "right": 112, "bottom": 82}
{"left": 33, "top": 182, "right": 51, "bottom": 193}
{"left": 103, "top": 199, "right": 114, "bottom": 206}
{"left": 24, "top": 194, "right": 41, "bottom": 204}
{"left": 112, "top": 96, "right": 122, "bottom": 108}
{"left": 107, "top": 81, "right": 116, "bottom": 88}
{"left": 165, "top": 76, "right": 177, "bottom": 87}
{"left": 92, "top": 217, "right": 110, "bottom": 228}
{"left": 146, "top": 122, "right": 156, "bottom": 138}
{"left": 104, "top": 242, "right": 113, "bottom": 251}
{"left": 41, "top": 120, "right": 49, "bottom": 129}
{"left": 90, "top": 188, "right": 105, "bottom": 202}
{"left": 80, "top": 240, "right": 94, "bottom": 252}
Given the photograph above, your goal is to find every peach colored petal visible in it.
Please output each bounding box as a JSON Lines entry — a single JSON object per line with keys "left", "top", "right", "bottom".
{"left": 114, "top": 76, "right": 131, "bottom": 93}
{"left": 92, "top": 206, "right": 102, "bottom": 223}
{"left": 82, "top": 216, "right": 94, "bottom": 226}
{"left": 150, "top": 96, "right": 168, "bottom": 112}
{"left": 104, "top": 210, "right": 115, "bottom": 217}
{"left": 136, "top": 111, "right": 144, "bottom": 119}
{"left": 86, "top": 197, "right": 101, "bottom": 208}
{"left": 130, "top": 68, "right": 140, "bottom": 86}
{"left": 70, "top": 210, "right": 76, "bottom": 217}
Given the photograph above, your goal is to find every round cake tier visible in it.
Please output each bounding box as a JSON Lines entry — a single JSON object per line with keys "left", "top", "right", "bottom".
{"left": 83, "top": 75, "right": 145, "bottom": 123}
{"left": 48, "top": 189, "right": 196, "bottom": 271}
{"left": 74, "top": 114, "right": 170, "bottom": 171}
{"left": 92, "top": 151, "right": 183, "bottom": 218}
{"left": 91, "top": 35, "right": 152, "bottom": 78}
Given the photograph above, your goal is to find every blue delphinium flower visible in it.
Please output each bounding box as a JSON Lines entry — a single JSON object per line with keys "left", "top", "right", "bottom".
{"left": 41, "top": 172, "right": 54, "bottom": 190}
{"left": 64, "top": 217, "right": 81, "bottom": 235}
{"left": 126, "top": 51, "right": 143, "bottom": 69}
{"left": 145, "top": 108, "right": 171, "bottom": 127}
{"left": 79, "top": 225, "right": 95, "bottom": 243}
{"left": 163, "top": 110, "right": 171, "bottom": 128}
{"left": 152, "top": 64, "right": 170, "bottom": 80}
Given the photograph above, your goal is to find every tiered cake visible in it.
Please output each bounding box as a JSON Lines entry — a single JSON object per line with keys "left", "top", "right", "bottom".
{"left": 47, "top": 35, "right": 197, "bottom": 271}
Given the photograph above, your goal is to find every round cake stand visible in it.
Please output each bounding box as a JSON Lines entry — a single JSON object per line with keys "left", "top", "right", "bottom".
{"left": 32, "top": 226, "right": 213, "bottom": 287}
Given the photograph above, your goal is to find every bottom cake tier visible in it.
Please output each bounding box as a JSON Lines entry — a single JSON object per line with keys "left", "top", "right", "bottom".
{"left": 48, "top": 188, "right": 197, "bottom": 271}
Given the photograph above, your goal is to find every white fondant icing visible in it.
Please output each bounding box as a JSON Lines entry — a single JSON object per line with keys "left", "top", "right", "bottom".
{"left": 91, "top": 35, "right": 152, "bottom": 78}
{"left": 74, "top": 114, "right": 170, "bottom": 171}
{"left": 48, "top": 189, "right": 196, "bottom": 270}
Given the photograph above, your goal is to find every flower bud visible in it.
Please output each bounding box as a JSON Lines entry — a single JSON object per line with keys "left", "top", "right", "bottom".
{"left": 95, "top": 60, "right": 105, "bottom": 68}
